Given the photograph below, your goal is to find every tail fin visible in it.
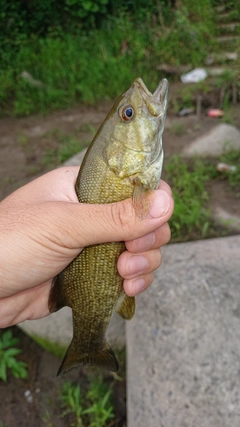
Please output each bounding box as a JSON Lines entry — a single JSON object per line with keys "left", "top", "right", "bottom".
{"left": 57, "top": 340, "right": 119, "bottom": 375}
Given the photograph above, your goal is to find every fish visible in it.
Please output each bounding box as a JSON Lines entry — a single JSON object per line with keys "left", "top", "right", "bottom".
{"left": 48, "top": 77, "right": 168, "bottom": 375}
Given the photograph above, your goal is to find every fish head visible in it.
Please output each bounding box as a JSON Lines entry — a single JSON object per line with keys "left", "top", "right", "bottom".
{"left": 115, "top": 77, "right": 168, "bottom": 148}
{"left": 105, "top": 77, "right": 168, "bottom": 182}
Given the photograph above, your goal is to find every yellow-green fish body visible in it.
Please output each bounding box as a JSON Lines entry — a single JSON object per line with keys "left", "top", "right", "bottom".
{"left": 49, "top": 77, "right": 168, "bottom": 374}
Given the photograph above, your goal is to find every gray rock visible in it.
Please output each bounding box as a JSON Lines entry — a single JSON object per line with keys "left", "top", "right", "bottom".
{"left": 127, "top": 235, "right": 240, "bottom": 427}
{"left": 212, "top": 206, "right": 240, "bottom": 232}
{"left": 183, "top": 124, "right": 240, "bottom": 157}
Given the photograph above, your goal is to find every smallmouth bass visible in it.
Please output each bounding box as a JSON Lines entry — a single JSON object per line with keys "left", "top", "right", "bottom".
{"left": 49, "top": 77, "right": 168, "bottom": 375}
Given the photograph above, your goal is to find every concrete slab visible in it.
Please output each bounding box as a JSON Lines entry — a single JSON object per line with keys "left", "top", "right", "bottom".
{"left": 127, "top": 235, "right": 240, "bottom": 427}
{"left": 183, "top": 124, "right": 240, "bottom": 157}
{"left": 19, "top": 307, "right": 125, "bottom": 350}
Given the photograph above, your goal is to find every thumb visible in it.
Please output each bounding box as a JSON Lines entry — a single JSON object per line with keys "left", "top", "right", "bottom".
{"left": 55, "top": 188, "right": 173, "bottom": 248}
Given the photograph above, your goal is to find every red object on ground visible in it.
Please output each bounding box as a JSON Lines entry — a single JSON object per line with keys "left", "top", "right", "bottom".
{"left": 208, "top": 109, "right": 224, "bottom": 118}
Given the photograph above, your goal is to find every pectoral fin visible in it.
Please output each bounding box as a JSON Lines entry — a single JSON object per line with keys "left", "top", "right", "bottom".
{"left": 116, "top": 295, "right": 135, "bottom": 320}
{"left": 132, "top": 183, "right": 151, "bottom": 219}
{"left": 48, "top": 273, "right": 68, "bottom": 313}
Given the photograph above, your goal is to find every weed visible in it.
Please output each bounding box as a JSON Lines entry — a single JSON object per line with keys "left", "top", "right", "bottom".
{"left": 164, "top": 156, "right": 212, "bottom": 240}
{"left": 84, "top": 390, "right": 114, "bottom": 427}
{"left": 60, "top": 382, "right": 85, "bottom": 427}
{"left": 86, "top": 375, "right": 115, "bottom": 427}
{"left": 0, "top": 329, "right": 28, "bottom": 382}
{"left": 86, "top": 375, "right": 114, "bottom": 427}
{"left": 60, "top": 375, "right": 115, "bottom": 427}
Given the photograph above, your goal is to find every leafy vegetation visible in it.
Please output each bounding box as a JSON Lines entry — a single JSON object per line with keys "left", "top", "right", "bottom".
{"left": 0, "top": 1, "right": 217, "bottom": 116}
{"left": 164, "top": 150, "right": 240, "bottom": 241}
{"left": 60, "top": 375, "right": 115, "bottom": 427}
{"left": 165, "top": 156, "right": 211, "bottom": 240}
{"left": 0, "top": 330, "right": 28, "bottom": 382}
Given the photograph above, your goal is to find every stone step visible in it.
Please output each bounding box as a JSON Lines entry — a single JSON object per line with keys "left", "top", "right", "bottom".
{"left": 206, "top": 66, "right": 228, "bottom": 76}
{"left": 217, "top": 12, "right": 236, "bottom": 22}
{"left": 218, "top": 22, "right": 240, "bottom": 35}
{"left": 214, "top": 4, "right": 226, "bottom": 14}
{"left": 215, "top": 35, "right": 240, "bottom": 50}
{"left": 219, "top": 22, "right": 239, "bottom": 31}
{"left": 205, "top": 51, "right": 238, "bottom": 65}
{"left": 182, "top": 124, "right": 240, "bottom": 158}
{"left": 216, "top": 34, "right": 240, "bottom": 42}
{"left": 127, "top": 235, "right": 240, "bottom": 427}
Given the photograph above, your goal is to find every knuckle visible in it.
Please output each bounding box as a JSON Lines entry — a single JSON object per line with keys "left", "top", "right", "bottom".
{"left": 110, "top": 200, "right": 135, "bottom": 233}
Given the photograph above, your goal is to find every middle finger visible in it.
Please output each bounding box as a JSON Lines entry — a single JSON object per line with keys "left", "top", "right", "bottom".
{"left": 125, "top": 222, "right": 171, "bottom": 253}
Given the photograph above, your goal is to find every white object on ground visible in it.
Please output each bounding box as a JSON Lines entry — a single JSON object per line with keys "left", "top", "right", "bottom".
{"left": 181, "top": 68, "right": 207, "bottom": 83}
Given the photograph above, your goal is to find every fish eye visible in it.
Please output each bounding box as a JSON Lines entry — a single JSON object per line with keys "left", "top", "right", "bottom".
{"left": 120, "top": 105, "right": 134, "bottom": 121}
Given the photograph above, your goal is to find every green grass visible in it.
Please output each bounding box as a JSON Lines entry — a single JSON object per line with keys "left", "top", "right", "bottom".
{"left": 60, "top": 382, "right": 86, "bottom": 427}
{"left": 165, "top": 156, "right": 211, "bottom": 241}
{"left": 164, "top": 152, "right": 240, "bottom": 241}
{"left": 217, "top": 150, "right": 240, "bottom": 194}
{"left": 60, "top": 375, "right": 115, "bottom": 427}
{"left": 0, "top": 8, "right": 216, "bottom": 117}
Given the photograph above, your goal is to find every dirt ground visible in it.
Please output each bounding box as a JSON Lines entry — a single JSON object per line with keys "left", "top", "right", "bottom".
{"left": 0, "top": 89, "right": 240, "bottom": 426}
{"left": 0, "top": 326, "right": 126, "bottom": 426}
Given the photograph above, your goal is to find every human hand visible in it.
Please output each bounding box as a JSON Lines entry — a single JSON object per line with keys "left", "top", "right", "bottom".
{"left": 0, "top": 167, "right": 173, "bottom": 327}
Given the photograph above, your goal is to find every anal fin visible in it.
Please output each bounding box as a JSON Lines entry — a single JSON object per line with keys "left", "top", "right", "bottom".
{"left": 116, "top": 295, "right": 135, "bottom": 320}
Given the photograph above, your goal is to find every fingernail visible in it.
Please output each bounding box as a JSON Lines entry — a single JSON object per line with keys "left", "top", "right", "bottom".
{"left": 132, "top": 232, "right": 155, "bottom": 252}
{"left": 132, "top": 278, "right": 146, "bottom": 295}
{"left": 126, "top": 255, "right": 148, "bottom": 275}
{"left": 149, "top": 190, "right": 171, "bottom": 218}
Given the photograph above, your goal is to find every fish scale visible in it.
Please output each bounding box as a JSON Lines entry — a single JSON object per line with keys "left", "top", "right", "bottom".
{"left": 49, "top": 77, "right": 168, "bottom": 375}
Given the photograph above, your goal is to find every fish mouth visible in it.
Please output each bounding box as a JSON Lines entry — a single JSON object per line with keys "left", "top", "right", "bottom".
{"left": 134, "top": 78, "right": 168, "bottom": 117}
